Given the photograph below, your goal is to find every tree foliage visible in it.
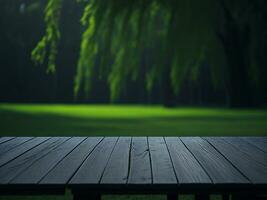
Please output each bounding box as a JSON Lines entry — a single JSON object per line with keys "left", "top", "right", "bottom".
{"left": 31, "top": 0, "right": 62, "bottom": 73}
{"left": 32, "top": 0, "right": 266, "bottom": 104}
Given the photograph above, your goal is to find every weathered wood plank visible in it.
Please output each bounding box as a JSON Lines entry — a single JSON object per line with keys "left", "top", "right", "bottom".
{"left": 101, "top": 137, "right": 131, "bottom": 184}
{"left": 0, "top": 137, "right": 69, "bottom": 183}
{"left": 181, "top": 137, "right": 248, "bottom": 184}
{"left": 0, "top": 136, "right": 265, "bottom": 195}
{"left": 0, "top": 137, "right": 33, "bottom": 155}
{"left": 148, "top": 137, "right": 177, "bottom": 184}
{"left": 205, "top": 137, "right": 267, "bottom": 184}
{"left": 222, "top": 137, "right": 267, "bottom": 166}
{"left": 242, "top": 137, "right": 267, "bottom": 153}
{"left": 128, "top": 137, "right": 152, "bottom": 184}
{"left": 0, "top": 137, "right": 15, "bottom": 144}
{"left": 165, "top": 137, "right": 211, "bottom": 184}
{"left": 11, "top": 137, "right": 85, "bottom": 184}
{"left": 70, "top": 137, "right": 118, "bottom": 184}
{"left": 41, "top": 137, "right": 103, "bottom": 184}
{"left": 0, "top": 137, "right": 50, "bottom": 167}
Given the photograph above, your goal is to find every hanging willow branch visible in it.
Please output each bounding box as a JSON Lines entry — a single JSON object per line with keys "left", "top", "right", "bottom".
{"left": 31, "top": 0, "right": 62, "bottom": 73}
{"left": 32, "top": 0, "right": 223, "bottom": 100}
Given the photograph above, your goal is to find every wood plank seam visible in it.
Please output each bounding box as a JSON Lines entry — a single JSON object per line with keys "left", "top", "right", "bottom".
{"left": 100, "top": 137, "right": 131, "bottom": 183}
{"left": 126, "top": 137, "right": 133, "bottom": 184}
{"left": 127, "top": 137, "right": 152, "bottom": 184}
{"left": 0, "top": 137, "right": 63, "bottom": 183}
{"left": 0, "top": 137, "right": 15, "bottom": 145}
{"left": 0, "top": 137, "right": 51, "bottom": 168}
{"left": 0, "top": 137, "right": 34, "bottom": 155}
{"left": 0, "top": 136, "right": 266, "bottom": 197}
{"left": 37, "top": 137, "right": 88, "bottom": 184}
{"left": 149, "top": 137, "right": 177, "bottom": 184}
{"left": 10, "top": 137, "right": 82, "bottom": 184}
{"left": 206, "top": 137, "right": 267, "bottom": 183}
{"left": 179, "top": 137, "right": 213, "bottom": 184}
{"left": 69, "top": 137, "right": 118, "bottom": 184}
{"left": 221, "top": 137, "right": 267, "bottom": 166}
{"left": 98, "top": 137, "right": 120, "bottom": 183}
{"left": 7, "top": 137, "right": 71, "bottom": 183}
{"left": 11, "top": 137, "right": 35, "bottom": 150}
{"left": 202, "top": 137, "right": 251, "bottom": 183}
{"left": 241, "top": 138, "right": 267, "bottom": 154}
{"left": 163, "top": 137, "right": 180, "bottom": 185}
{"left": 66, "top": 137, "right": 105, "bottom": 184}
{"left": 147, "top": 136, "right": 154, "bottom": 184}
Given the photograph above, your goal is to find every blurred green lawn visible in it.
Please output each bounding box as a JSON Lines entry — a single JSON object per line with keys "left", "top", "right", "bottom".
{"left": 0, "top": 104, "right": 266, "bottom": 200}
{"left": 0, "top": 104, "right": 267, "bottom": 136}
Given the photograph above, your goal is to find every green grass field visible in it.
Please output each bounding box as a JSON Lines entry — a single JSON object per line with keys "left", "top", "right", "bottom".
{"left": 0, "top": 104, "right": 267, "bottom": 136}
{"left": 0, "top": 104, "right": 266, "bottom": 200}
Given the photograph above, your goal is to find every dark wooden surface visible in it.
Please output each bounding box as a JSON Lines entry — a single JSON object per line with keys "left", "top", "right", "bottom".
{"left": 0, "top": 136, "right": 266, "bottom": 196}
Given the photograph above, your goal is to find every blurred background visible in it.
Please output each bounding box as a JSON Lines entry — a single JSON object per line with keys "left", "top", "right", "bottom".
{"left": 0, "top": 1, "right": 267, "bottom": 200}
{"left": 0, "top": 0, "right": 267, "bottom": 136}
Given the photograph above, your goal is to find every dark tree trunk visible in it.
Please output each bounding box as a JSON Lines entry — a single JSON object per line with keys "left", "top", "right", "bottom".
{"left": 218, "top": 1, "right": 253, "bottom": 108}
{"left": 222, "top": 30, "right": 252, "bottom": 108}
{"left": 161, "top": 8, "right": 177, "bottom": 108}
{"left": 161, "top": 64, "right": 176, "bottom": 107}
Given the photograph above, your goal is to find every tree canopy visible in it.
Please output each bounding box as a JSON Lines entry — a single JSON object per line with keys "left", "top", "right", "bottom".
{"left": 32, "top": 0, "right": 267, "bottom": 107}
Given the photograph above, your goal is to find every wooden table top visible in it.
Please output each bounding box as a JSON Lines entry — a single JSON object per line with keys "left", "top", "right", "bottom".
{"left": 0, "top": 136, "right": 266, "bottom": 195}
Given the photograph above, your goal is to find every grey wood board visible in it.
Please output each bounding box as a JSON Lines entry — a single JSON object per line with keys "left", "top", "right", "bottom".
{"left": 10, "top": 137, "right": 85, "bottom": 184}
{"left": 0, "top": 137, "right": 15, "bottom": 144}
{"left": 101, "top": 137, "right": 131, "bottom": 184}
{"left": 0, "top": 137, "right": 50, "bottom": 167}
{"left": 242, "top": 137, "right": 267, "bottom": 153}
{"left": 70, "top": 137, "right": 118, "bottom": 184}
{"left": 0, "top": 137, "right": 69, "bottom": 183}
{"left": 0, "top": 136, "right": 266, "bottom": 191}
{"left": 128, "top": 137, "right": 152, "bottom": 184}
{"left": 205, "top": 137, "right": 267, "bottom": 184}
{"left": 0, "top": 137, "right": 33, "bottom": 155}
{"left": 221, "top": 137, "right": 267, "bottom": 166}
{"left": 148, "top": 137, "right": 177, "bottom": 184}
{"left": 181, "top": 137, "right": 249, "bottom": 184}
{"left": 41, "top": 137, "right": 103, "bottom": 184}
{"left": 165, "top": 137, "right": 211, "bottom": 184}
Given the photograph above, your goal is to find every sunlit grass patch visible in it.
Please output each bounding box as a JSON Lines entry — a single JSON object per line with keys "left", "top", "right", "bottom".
{"left": 0, "top": 104, "right": 266, "bottom": 119}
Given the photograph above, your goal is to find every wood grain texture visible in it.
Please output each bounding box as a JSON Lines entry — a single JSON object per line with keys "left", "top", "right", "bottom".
{"left": 0, "top": 137, "right": 33, "bottom": 155}
{"left": 11, "top": 137, "right": 85, "bottom": 184}
{"left": 222, "top": 137, "right": 267, "bottom": 166}
{"left": 0, "top": 137, "right": 68, "bottom": 183}
{"left": 128, "top": 137, "right": 152, "bottom": 184}
{"left": 242, "top": 137, "right": 267, "bottom": 153}
{"left": 0, "top": 137, "right": 15, "bottom": 144}
{"left": 70, "top": 137, "right": 118, "bottom": 184}
{"left": 205, "top": 137, "right": 267, "bottom": 184}
{"left": 165, "top": 137, "right": 211, "bottom": 184}
{"left": 0, "top": 136, "right": 266, "bottom": 195}
{"left": 0, "top": 137, "right": 50, "bottom": 167}
{"left": 41, "top": 137, "right": 103, "bottom": 184}
{"left": 181, "top": 137, "right": 248, "bottom": 184}
{"left": 101, "top": 137, "right": 131, "bottom": 184}
{"left": 148, "top": 137, "right": 177, "bottom": 184}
